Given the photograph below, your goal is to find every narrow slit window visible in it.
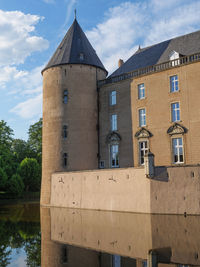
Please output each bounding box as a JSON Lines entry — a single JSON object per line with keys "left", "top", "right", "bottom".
{"left": 63, "top": 153, "right": 68, "bottom": 167}
{"left": 63, "top": 125, "right": 68, "bottom": 139}
{"left": 63, "top": 90, "right": 68, "bottom": 104}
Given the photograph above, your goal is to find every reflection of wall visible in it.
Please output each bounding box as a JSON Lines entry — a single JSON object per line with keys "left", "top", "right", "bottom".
{"left": 41, "top": 207, "right": 138, "bottom": 267}
{"left": 48, "top": 207, "right": 200, "bottom": 266}
{"left": 50, "top": 208, "right": 152, "bottom": 260}
{"left": 51, "top": 165, "right": 200, "bottom": 215}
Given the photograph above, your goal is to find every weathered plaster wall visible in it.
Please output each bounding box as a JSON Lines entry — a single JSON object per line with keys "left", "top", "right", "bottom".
{"left": 41, "top": 64, "right": 106, "bottom": 205}
{"left": 51, "top": 167, "right": 150, "bottom": 213}
{"left": 51, "top": 165, "right": 200, "bottom": 215}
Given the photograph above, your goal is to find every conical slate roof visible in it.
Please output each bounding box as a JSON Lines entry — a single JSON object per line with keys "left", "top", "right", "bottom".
{"left": 42, "top": 19, "right": 107, "bottom": 74}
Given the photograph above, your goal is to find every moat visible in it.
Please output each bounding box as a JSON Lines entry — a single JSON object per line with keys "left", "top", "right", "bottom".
{"left": 1, "top": 202, "right": 200, "bottom": 266}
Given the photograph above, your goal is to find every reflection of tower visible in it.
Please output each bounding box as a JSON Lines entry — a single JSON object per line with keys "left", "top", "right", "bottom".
{"left": 40, "top": 18, "right": 107, "bottom": 205}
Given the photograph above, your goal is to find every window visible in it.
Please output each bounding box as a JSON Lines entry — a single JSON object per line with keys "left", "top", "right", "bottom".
{"left": 99, "top": 160, "right": 105, "bottom": 169}
{"left": 110, "top": 91, "right": 116, "bottom": 105}
{"left": 111, "top": 114, "right": 117, "bottom": 131}
{"left": 63, "top": 153, "right": 67, "bottom": 167}
{"left": 138, "top": 83, "right": 145, "bottom": 99}
{"left": 112, "top": 255, "right": 121, "bottom": 267}
{"left": 110, "top": 145, "right": 119, "bottom": 168}
{"left": 172, "top": 138, "right": 184, "bottom": 164}
{"left": 79, "top": 53, "right": 84, "bottom": 60}
{"left": 62, "top": 246, "right": 68, "bottom": 264}
{"left": 139, "top": 109, "right": 146, "bottom": 126}
{"left": 171, "top": 102, "right": 180, "bottom": 122}
{"left": 139, "top": 141, "right": 148, "bottom": 165}
{"left": 169, "top": 51, "right": 180, "bottom": 66}
{"left": 63, "top": 125, "right": 67, "bottom": 139}
{"left": 63, "top": 90, "right": 68, "bottom": 104}
{"left": 170, "top": 75, "right": 179, "bottom": 92}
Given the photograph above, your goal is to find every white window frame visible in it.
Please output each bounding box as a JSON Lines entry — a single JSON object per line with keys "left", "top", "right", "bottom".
{"left": 170, "top": 75, "right": 179, "bottom": 92}
{"left": 171, "top": 102, "right": 180, "bottom": 122}
{"left": 172, "top": 137, "right": 184, "bottom": 164}
{"left": 139, "top": 140, "right": 148, "bottom": 165}
{"left": 110, "top": 91, "right": 117, "bottom": 105}
{"left": 138, "top": 83, "right": 145, "bottom": 99}
{"left": 110, "top": 144, "right": 119, "bottom": 168}
{"left": 169, "top": 51, "right": 180, "bottom": 66}
{"left": 111, "top": 114, "right": 117, "bottom": 131}
{"left": 139, "top": 108, "right": 146, "bottom": 126}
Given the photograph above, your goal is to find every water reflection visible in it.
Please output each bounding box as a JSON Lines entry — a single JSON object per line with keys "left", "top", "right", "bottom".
{"left": 41, "top": 207, "right": 200, "bottom": 267}
{"left": 0, "top": 203, "right": 40, "bottom": 266}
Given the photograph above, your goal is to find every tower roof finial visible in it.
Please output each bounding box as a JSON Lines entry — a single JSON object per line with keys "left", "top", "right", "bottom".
{"left": 74, "top": 9, "right": 77, "bottom": 19}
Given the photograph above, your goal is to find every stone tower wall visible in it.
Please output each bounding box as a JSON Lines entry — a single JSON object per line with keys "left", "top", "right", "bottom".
{"left": 41, "top": 64, "right": 106, "bottom": 205}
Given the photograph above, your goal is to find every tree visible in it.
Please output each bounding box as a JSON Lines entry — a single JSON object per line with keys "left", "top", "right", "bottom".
{"left": 0, "top": 120, "right": 13, "bottom": 148}
{"left": 11, "top": 139, "right": 34, "bottom": 164}
{"left": 8, "top": 174, "right": 24, "bottom": 197}
{"left": 18, "top": 158, "right": 41, "bottom": 192}
{"left": 0, "top": 168, "right": 8, "bottom": 191}
{"left": 27, "top": 118, "right": 42, "bottom": 163}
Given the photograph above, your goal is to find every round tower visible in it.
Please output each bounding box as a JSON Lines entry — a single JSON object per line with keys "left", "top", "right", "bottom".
{"left": 41, "top": 19, "right": 107, "bottom": 205}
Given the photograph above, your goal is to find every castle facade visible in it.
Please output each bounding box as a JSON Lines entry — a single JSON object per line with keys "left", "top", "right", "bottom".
{"left": 40, "top": 18, "right": 200, "bottom": 213}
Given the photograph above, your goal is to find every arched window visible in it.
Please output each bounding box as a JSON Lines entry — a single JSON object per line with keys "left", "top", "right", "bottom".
{"left": 63, "top": 125, "right": 68, "bottom": 139}
{"left": 63, "top": 153, "right": 67, "bottom": 167}
{"left": 63, "top": 90, "right": 68, "bottom": 104}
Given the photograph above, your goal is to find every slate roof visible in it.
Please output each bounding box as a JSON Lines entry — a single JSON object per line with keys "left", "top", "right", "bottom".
{"left": 42, "top": 19, "right": 107, "bottom": 73}
{"left": 110, "top": 30, "right": 200, "bottom": 78}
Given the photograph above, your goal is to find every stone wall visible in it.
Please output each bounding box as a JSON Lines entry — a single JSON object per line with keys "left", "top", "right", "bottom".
{"left": 50, "top": 165, "right": 200, "bottom": 215}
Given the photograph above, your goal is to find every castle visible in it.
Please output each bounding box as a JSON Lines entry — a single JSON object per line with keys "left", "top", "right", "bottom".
{"left": 40, "top": 18, "right": 200, "bottom": 214}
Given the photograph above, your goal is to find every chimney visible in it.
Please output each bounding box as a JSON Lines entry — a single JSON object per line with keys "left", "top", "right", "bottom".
{"left": 118, "top": 59, "right": 124, "bottom": 67}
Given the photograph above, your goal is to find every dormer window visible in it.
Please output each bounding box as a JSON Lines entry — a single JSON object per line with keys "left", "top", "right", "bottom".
{"left": 169, "top": 51, "right": 180, "bottom": 66}
{"left": 79, "top": 53, "right": 84, "bottom": 60}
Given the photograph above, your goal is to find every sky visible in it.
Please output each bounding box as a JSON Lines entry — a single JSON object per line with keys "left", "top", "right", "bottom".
{"left": 0, "top": 0, "right": 200, "bottom": 140}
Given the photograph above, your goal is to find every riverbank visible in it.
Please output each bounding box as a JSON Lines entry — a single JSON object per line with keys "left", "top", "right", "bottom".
{"left": 0, "top": 191, "right": 40, "bottom": 205}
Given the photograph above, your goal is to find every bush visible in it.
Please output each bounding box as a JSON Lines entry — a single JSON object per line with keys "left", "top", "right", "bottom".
{"left": 8, "top": 174, "right": 24, "bottom": 197}
{"left": 18, "top": 158, "right": 41, "bottom": 192}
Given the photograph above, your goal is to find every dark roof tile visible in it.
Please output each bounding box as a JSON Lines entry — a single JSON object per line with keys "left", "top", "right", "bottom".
{"left": 110, "top": 30, "right": 200, "bottom": 78}
{"left": 42, "top": 19, "right": 107, "bottom": 74}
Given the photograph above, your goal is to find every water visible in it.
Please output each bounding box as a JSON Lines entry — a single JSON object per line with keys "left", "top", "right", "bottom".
{"left": 1, "top": 202, "right": 200, "bottom": 266}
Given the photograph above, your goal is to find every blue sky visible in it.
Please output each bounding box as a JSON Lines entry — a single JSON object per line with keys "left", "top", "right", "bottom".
{"left": 1, "top": 0, "right": 200, "bottom": 140}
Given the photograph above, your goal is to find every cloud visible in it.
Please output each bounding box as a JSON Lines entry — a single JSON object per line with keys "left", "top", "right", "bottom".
{"left": 0, "top": 9, "right": 49, "bottom": 66}
{"left": 10, "top": 93, "right": 42, "bottom": 119}
{"left": 0, "top": 66, "right": 27, "bottom": 88}
{"left": 86, "top": 0, "right": 200, "bottom": 74}
{"left": 63, "top": 0, "right": 77, "bottom": 29}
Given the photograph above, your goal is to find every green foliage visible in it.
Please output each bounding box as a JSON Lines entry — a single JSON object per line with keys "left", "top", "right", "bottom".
{"left": 12, "top": 139, "right": 33, "bottom": 164}
{"left": 0, "top": 168, "right": 8, "bottom": 191}
{"left": 18, "top": 158, "right": 41, "bottom": 192}
{"left": 28, "top": 118, "right": 42, "bottom": 164}
{"left": 0, "top": 120, "right": 13, "bottom": 148}
{"left": 0, "top": 119, "right": 42, "bottom": 197}
{"left": 8, "top": 174, "right": 24, "bottom": 197}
